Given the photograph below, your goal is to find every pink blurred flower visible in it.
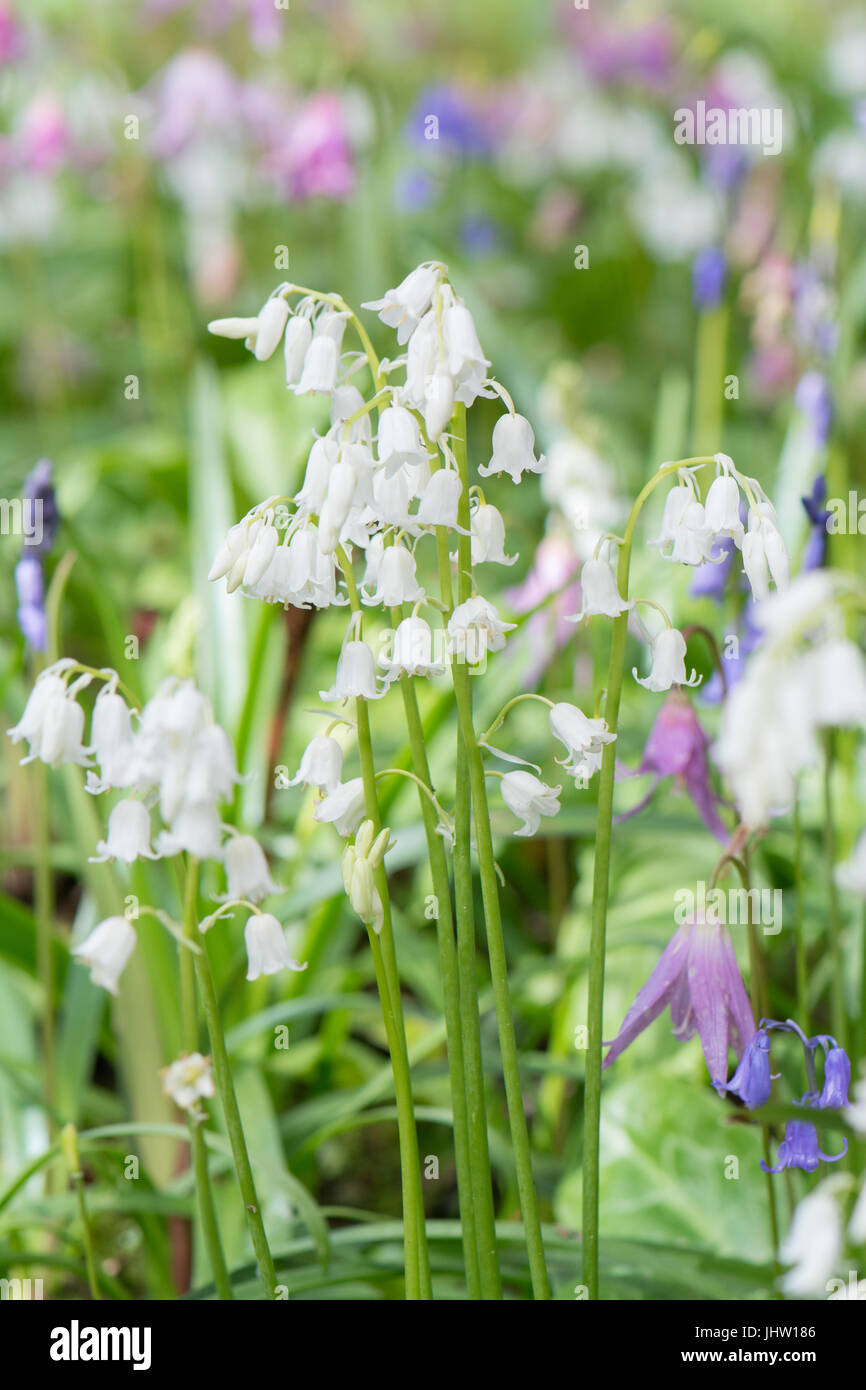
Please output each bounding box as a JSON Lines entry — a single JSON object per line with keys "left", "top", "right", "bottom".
{"left": 267, "top": 92, "right": 355, "bottom": 201}
{"left": 0, "top": 2, "right": 23, "bottom": 65}
{"left": 19, "top": 96, "right": 69, "bottom": 175}
{"left": 148, "top": 51, "right": 240, "bottom": 158}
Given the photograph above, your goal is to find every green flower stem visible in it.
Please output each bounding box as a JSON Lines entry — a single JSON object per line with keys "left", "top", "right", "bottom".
{"left": 393, "top": 647, "right": 484, "bottom": 1299}
{"left": 453, "top": 728, "right": 502, "bottom": 1298}
{"left": 823, "top": 735, "right": 848, "bottom": 1051}
{"left": 193, "top": 929, "right": 278, "bottom": 1298}
{"left": 60, "top": 1124, "right": 100, "bottom": 1301}
{"left": 448, "top": 402, "right": 550, "bottom": 1300}
{"left": 72, "top": 1171, "right": 101, "bottom": 1300}
{"left": 180, "top": 860, "right": 232, "bottom": 1301}
{"left": 582, "top": 456, "right": 716, "bottom": 1299}
{"left": 336, "top": 548, "right": 431, "bottom": 1300}
{"left": 431, "top": 485, "right": 502, "bottom": 1299}
{"left": 792, "top": 795, "right": 809, "bottom": 1036}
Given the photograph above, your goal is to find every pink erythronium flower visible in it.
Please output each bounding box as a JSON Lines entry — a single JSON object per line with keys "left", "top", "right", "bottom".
{"left": 268, "top": 92, "right": 355, "bottom": 202}
{"left": 615, "top": 689, "right": 728, "bottom": 842}
{"left": 603, "top": 915, "right": 756, "bottom": 1086}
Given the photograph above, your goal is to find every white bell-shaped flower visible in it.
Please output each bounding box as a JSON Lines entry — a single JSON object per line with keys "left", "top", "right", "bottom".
{"left": 295, "top": 332, "right": 338, "bottom": 395}
{"left": 379, "top": 616, "right": 445, "bottom": 682}
{"left": 704, "top": 470, "right": 744, "bottom": 541}
{"left": 415, "top": 469, "right": 464, "bottom": 529}
{"left": 185, "top": 724, "right": 239, "bottom": 804}
{"left": 468, "top": 504, "right": 516, "bottom": 566}
{"left": 331, "top": 385, "right": 372, "bottom": 446}
{"left": 8, "top": 671, "right": 70, "bottom": 762}
{"left": 500, "top": 770, "right": 562, "bottom": 837}
{"left": 804, "top": 639, "right": 866, "bottom": 728}
{"left": 39, "top": 687, "right": 91, "bottom": 769}
{"left": 90, "top": 688, "right": 136, "bottom": 789}
{"left": 377, "top": 405, "right": 429, "bottom": 474}
{"left": 91, "top": 799, "right": 159, "bottom": 864}
{"left": 156, "top": 803, "right": 224, "bottom": 860}
{"left": 224, "top": 834, "right": 282, "bottom": 903}
{"left": 287, "top": 734, "right": 343, "bottom": 794}
{"left": 71, "top": 915, "right": 137, "bottom": 995}
{"left": 742, "top": 506, "right": 789, "bottom": 601}
{"left": 548, "top": 702, "right": 615, "bottom": 781}
{"left": 313, "top": 777, "right": 367, "bottom": 837}
{"left": 242, "top": 520, "right": 280, "bottom": 588}
{"left": 403, "top": 312, "right": 438, "bottom": 412}
{"left": 318, "top": 460, "right": 357, "bottom": 553}
{"left": 296, "top": 436, "right": 338, "bottom": 514}
{"left": 648, "top": 484, "right": 695, "bottom": 556}
{"left": 319, "top": 640, "right": 384, "bottom": 702}
{"left": 424, "top": 367, "right": 455, "bottom": 441}
{"left": 244, "top": 913, "right": 307, "bottom": 981}
{"left": 362, "top": 543, "right": 424, "bottom": 607}
{"left": 208, "top": 292, "right": 289, "bottom": 362}
{"left": 443, "top": 300, "right": 490, "bottom": 406}
{"left": 447, "top": 596, "right": 515, "bottom": 662}
{"left": 479, "top": 413, "right": 545, "bottom": 482}
{"left": 779, "top": 1189, "right": 843, "bottom": 1297}
{"left": 669, "top": 500, "right": 716, "bottom": 566}
{"left": 284, "top": 312, "right": 313, "bottom": 387}
{"left": 633, "top": 627, "right": 701, "bottom": 692}
{"left": 570, "top": 556, "right": 632, "bottom": 620}
{"left": 362, "top": 263, "right": 442, "bottom": 344}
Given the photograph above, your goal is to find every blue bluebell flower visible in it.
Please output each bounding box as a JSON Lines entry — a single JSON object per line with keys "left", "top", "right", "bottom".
{"left": 713, "top": 1027, "right": 773, "bottom": 1108}
{"left": 761, "top": 1119, "right": 847, "bottom": 1174}
{"left": 692, "top": 248, "right": 726, "bottom": 311}
{"left": 800, "top": 475, "right": 830, "bottom": 572}
{"left": 16, "top": 459, "right": 58, "bottom": 652}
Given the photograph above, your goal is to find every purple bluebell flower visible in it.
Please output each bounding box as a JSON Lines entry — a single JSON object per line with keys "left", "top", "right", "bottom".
{"left": 761, "top": 1120, "right": 847, "bottom": 1174}
{"left": 603, "top": 915, "right": 756, "bottom": 1086}
{"left": 460, "top": 214, "right": 499, "bottom": 258}
{"left": 405, "top": 85, "right": 493, "bottom": 157}
{"left": 800, "top": 475, "right": 830, "bottom": 572}
{"left": 394, "top": 169, "right": 435, "bottom": 213}
{"left": 615, "top": 689, "right": 728, "bottom": 842}
{"left": 702, "top": 601, "right": 762, "bottom": 704}
{"left": 692, "top": 248, "right": 727, "bottom": 311}
{"left": 15, "top": 555, "right": 46, "bottom": 650}
{"left": 713, "top": 1027, "right": 773, "bottom": 1108}
{"left": 15, "top": 460, "right": 57, "bottom": 652}
{"left": 795, "top": 372, "right": 833, "bottom": 448}
{"left": 818, "top": 1046, "right": 851, "bottom": 1109}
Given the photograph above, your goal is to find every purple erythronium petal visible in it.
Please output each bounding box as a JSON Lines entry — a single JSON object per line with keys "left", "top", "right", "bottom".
{"left": 713, "top": 1027, "right": 773, "bottom": 1108}
{"left": 603, "top": 916, "right": 756, "bottom": 1085}
{"left": 761, "top": 1120, "right": 847, "bottom": 1174}
{"left": 614, "top": 690, "right": 728, "bottom": 842}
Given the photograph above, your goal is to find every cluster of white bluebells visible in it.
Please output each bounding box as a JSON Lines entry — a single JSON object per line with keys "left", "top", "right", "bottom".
{"left": 208, "top": 264, "right": 614, "bottom": 848}
{"left": 649, "top": 454, "right": 789, "bottom": 601}
{"left": 715, "top": 571, "right": 866, "bottom": 828}
{"left": 8, "top": 661, "right": 302, "bottom": 995}
{"left": 567, "top": 455, "right": 792, "bottom": 697}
